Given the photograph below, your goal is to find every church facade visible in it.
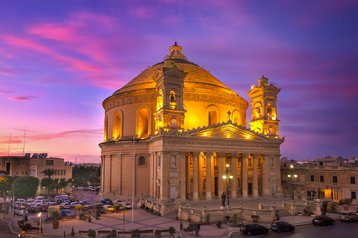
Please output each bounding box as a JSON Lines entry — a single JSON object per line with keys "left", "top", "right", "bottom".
{"left": 99, "top": 43, "right": 283, "bottom": 202}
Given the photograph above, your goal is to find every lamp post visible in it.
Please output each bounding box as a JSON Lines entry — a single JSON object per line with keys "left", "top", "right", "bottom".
{"left": 287, "top": 165, "right": 297, "bottom": 200}
{"left": 222, "top": 163, "right": 233, "bottom": 206}
{"left": 37, "top": 212, "right": 42, "bottom": 235}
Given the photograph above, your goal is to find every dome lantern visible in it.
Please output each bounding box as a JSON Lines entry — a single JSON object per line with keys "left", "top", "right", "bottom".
{"left": 165, "top": 42, "right": 187, "bottom": 60}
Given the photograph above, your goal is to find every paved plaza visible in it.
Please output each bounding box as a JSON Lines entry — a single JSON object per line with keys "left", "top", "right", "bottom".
{"left": 1, "top": 197, "right": 333, "bottom": 238}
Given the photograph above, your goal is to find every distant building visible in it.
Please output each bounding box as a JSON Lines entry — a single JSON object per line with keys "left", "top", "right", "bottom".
{"left": 281, "top": 157, "right": 358, "bottom": 202}
{"left": 0, "top": 153, "right": 72, "bottom": 181}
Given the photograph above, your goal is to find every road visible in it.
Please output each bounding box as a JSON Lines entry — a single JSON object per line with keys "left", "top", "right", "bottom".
{"left": 0, "top": 220, "right": 17, "bottom": 238}
{"left": 230, "top": 222, "right": 358, "bottom": 238}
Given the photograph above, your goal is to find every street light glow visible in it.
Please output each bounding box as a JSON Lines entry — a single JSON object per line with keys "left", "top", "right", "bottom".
{"left": 289, "top": 164, "right": 294, "bottom": 169}
{"left": 226, "top": 164, "right": 230, "bottom": 168}
{"left": 222, "top": 175, "right": 227, "bottom": 179}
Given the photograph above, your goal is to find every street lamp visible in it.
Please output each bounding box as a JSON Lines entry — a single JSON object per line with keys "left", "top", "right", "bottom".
{"left": 222, "top": 163, "right": 234, "bottom": 206}
{"left": 287, "top": 165, "right": 297, "bottom": 200}
{"left": 37, "top": 212, "right": 42, "bottom": 234}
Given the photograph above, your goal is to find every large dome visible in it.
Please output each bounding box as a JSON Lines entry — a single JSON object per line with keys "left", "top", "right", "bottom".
{"left": 113, "top": 42, "right": 239, "bottom": 97}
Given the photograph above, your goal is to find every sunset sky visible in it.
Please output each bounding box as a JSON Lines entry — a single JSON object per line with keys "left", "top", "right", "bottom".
{"left": 1, "top": 0, "right": 358, "bottom": 163}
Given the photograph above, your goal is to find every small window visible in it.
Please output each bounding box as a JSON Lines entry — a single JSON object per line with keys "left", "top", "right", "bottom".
{"left": 63, "top": 170, "right": 66, "bottom": 176}
{"left": 351, "top": 191, "right": 357, "bottom": 199}
{"left": 170, "top": 155, "right": 177, "bottom": 168}
{"left": 46, "top": 160, "right": 54, "bottom": 166}
{"left": 333, "top": 176, "right": 338, "bottom": 183}
{"left": 138, "top": 156, "right": 146, "bottom": 166}
{"left": 351, "top": 176, "right": 356, "bottom": 184}
{"left": 248, "top": 158, "right": 252, "bottom": 167}
{"left": 310, "top": 175, "right": 314, "bottom": 182}
{"left": 320, "top": 175, "right": 324, "bottom": 183}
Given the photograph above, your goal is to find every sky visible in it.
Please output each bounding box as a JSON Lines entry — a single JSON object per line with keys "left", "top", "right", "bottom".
{"left": 1, "top": 0, "right": 358, "bottom": 163}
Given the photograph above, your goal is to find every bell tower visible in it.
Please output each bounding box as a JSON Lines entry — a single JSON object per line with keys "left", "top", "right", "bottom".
{"left": 154, "top": 43, "right": 187, "bottom": 133}
{"left": 248, "top": 75, "right": 280, "bottom": 137}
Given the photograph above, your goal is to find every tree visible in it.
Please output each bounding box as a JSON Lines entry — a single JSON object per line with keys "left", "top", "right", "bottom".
{"left": 58, "top": 178, "right": 68, "bottom": 191}
{"left": 72, "top": 165, "right": 100, "bottom": 187}
{"left": 41, "top": 178, "right": 54, "bottom": 194}
{"left": 0, "top": 175, "right": 15, "bottom": 198}
{"left": 41, "top": 169, "right": 56, "bottom": 178}
{"left": 12, "top": 176, "right": 39, "bottom": 199}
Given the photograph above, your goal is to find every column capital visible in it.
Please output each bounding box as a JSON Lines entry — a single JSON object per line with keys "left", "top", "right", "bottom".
{"left": 203, "top": 152, "right": 214, "bottom": 158}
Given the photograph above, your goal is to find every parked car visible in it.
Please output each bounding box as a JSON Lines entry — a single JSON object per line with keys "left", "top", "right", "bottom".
{"left": 103, "top": 205, "right": 116, "bottom": 212}
{"left": 100, "top": 198, "right": 113, "bottom": 205}
{"left": 271, "top": 221, "right": 295, "bottom": 232}
{"left": 312, "top": 215, "right": 335, "bottom": 226}
{"left": 339, "top": 211, "right": 358, "bottom": 222}
{"left": 240, "top": 224, "right": 269, "bottom": 235}
{"left": 14, "top": 206, "right": 28, "bottom": 216}
{"left": 60, "top": 209, "right": 75, "bottom": 217}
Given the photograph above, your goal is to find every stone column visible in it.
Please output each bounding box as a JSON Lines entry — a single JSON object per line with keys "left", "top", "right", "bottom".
{"left": 109, "top": 155, "right": 113, "bottom": 193}
{"left": 205, "top": 152, "right": 212, "bottom": 200}
{"left": 119, "top": 154, "right": 123, "bottom": 196}
{"left": 242, "top": 154, "right": 248, "bottom": 197}
{"left": 262, "top": 155, "right": 270, "bottom": 196}
{"left": 231, "top": 157, "right": 237, "bottom": 198}
{"left": 253, "top": 155, "right": 259, "bottom": 197}
{"left": 274, "top": 154, "right": 281, "bottom": 196}
{"left": 180, "top": 153, "right": 186, "bottom": 199}
{"left": 101, "top": 156, "right": 105, "bottom": 193}
{"left": 218, "top": 154, "right": 224, "bottom": 197}
{"left": 193, "top": 153, "right": 199, "bottom": 200}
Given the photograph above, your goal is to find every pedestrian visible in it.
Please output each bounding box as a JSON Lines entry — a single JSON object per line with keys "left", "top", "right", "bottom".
{"left": 221, "top": 192, "right": 226, "bottom": 207}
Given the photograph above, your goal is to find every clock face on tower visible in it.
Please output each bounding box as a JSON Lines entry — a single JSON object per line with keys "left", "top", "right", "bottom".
{"left": 170, "top": 118, "right": 177, "bottom": 127}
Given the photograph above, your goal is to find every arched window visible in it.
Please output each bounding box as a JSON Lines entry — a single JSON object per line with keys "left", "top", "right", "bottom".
{"left": 104, "top": 114, "right": 108, "bottom": 141}
{"left": 169, "top": 90, "right": 177, "bottom": 109}
{"left": 269, "top": 126, "right": 275, "bottom": 136}
{"left": 232, "top": 110, "right": 241, "bottom": 125}
{"left": 137, "top": 156, "right": 146, "bottom": 166}
{"left": 208, "top": 110, "right": 217, "bottom": 125}
{"left": 267, "top": 101, "right": 277, "bottom": 120}
{"left": 113, "top": 112, "right": 122, "bottom": 140}
{"left": 137, "top": 107, "right": 150, "bottom": 138}
{"left": 156, "top": 89, "right": 163, "bottom": 110}
{"left": 253, "top": 102, "right": 262, "bottom": 119}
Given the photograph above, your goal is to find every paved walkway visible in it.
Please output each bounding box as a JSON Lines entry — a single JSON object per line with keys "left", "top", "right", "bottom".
{"left": 1, "top": 198, "right": 340, "bottom": 238}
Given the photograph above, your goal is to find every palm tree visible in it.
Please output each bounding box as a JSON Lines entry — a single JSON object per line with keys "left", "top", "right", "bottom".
{"left": 41, "top": 169, "right": 56, "bottom": 178}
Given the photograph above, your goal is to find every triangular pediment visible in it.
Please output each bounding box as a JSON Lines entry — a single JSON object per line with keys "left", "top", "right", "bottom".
{"left": 182, "top": 122, "right": 278, "bottom": 142}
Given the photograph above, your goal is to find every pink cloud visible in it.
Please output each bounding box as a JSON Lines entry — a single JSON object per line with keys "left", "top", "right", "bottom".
{"left": 27, "top": 23, "right": 77, "bottom": 42}
{"left": 0, "top": 138, "right": 22, "bottom": 144}
{"left": 9, "top": 95, "right": 38, "bottom": 101}
{"left": 0, "top": 67, "right": 15, "bottom": 75}
{"left": 0, "top": 34, "right": 99, "bottom": 73}
{"left": 28, "top": 129, "right": 103, "bottom": 141}
{"left": 0, "top": 89, "right": 12, "bottom": 94}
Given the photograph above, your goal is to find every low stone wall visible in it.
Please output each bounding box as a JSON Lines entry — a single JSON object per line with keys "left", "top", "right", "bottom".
{"left": 177, "top": 205, "right": 276, "bottom": 223}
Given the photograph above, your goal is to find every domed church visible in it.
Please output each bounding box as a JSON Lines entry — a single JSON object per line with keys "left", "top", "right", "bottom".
{"left": 99, "top": 43, "right": 283, "bottom": 205}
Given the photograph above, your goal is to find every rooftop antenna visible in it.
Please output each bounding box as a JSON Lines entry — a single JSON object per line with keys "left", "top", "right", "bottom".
{"left": 22, "top": 127, "right": 26, "bottom": 154}
{"left": 8, "top": 133, "right": 11, "bottom": 156}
